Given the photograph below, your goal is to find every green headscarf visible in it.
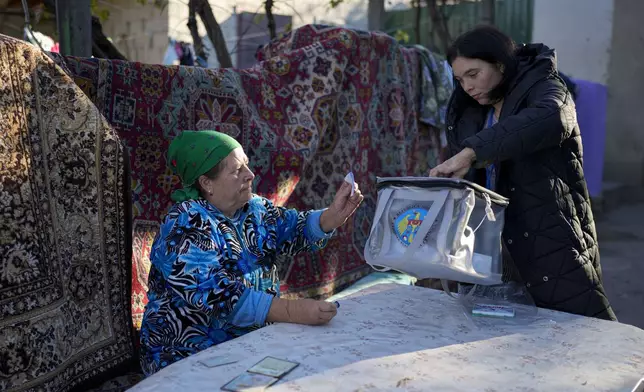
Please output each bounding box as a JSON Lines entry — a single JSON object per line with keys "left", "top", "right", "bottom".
{"left": 168, "top": 130, "right": 242, "bottom": 202}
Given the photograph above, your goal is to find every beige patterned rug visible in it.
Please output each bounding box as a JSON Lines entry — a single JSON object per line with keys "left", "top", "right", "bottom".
{"left": 0, "top": 34, "right": 137, "bottom": 391}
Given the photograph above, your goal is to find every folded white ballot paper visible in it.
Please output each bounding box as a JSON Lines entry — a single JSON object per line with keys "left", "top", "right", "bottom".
{"left": 344, "top": 172, "right": 355, "bottom": 196}
{"left": 198, "top": 355, "right": 241, "bottom": 368}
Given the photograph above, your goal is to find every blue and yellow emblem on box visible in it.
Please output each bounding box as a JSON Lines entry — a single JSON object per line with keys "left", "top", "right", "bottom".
{"left": 393, "top": 207, "right": 428, "bottom": 246}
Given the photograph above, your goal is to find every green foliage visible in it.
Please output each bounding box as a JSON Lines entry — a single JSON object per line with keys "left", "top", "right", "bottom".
{"left": 253, "top": 13, "right": 266, "bottom": 25}
{"left": 136, "top": 0, "right": 169, "bottom": 10}
{"left": 394, "top": 29, "right": 410, "bottom": 43}
{"left": 90, "top": 0, "right": 168, "bottom": 23}
{"left": 276, "top": 22, "right": 293, "bottom": 39}
{"left": 90, "top": 0, "right": 110, "bottom": 23}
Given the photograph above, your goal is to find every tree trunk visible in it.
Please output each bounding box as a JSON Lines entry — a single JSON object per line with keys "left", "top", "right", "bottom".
{"left": 481, "top": 0, "right": 495, "bottom": 25}
{"left": 426, "top": 0, "right": 451, "bottom": 54}
{"left": 187, "top": 0, "right": 208, "bottom": 63}
{"left": 91, "top": 16, "right": 127, "bottom": 60}
{"left": 192, "top": 0, "right": 233, "bottom": 68}
{"left": 367, "top": 0, "right": 384, "bottom": 31}
{"left": 414, "top": 0, "right": 421, "bottom": 44}
{"left": 265, "top": 0, "right": 276, "bottom": 40}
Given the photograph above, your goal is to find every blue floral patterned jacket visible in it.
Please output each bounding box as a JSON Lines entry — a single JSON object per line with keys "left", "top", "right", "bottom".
{"left": 139, "top": 196, "right": 331, "bottom": 375}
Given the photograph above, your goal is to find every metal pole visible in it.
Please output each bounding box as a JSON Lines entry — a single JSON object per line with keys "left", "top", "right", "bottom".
{"left": 56, "top": 0, "right": 92, "bottom": 56}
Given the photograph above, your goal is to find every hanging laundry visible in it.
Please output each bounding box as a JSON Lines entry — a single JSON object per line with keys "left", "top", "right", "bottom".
{"left": 162, "top": 39, "right": 179, "bottom": 65}
{"left": 24, "top": 28, "right": 58, "bottom": 52}
{"left": 179, "top": 42, "right": 194, "bottom": 66}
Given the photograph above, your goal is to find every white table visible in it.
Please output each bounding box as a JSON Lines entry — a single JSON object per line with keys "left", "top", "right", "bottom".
{"left": 129, "top": 284, "right": 644, "bottom": 392}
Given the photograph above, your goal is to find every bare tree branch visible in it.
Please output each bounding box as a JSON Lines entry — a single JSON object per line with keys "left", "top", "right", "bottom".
{"left": 91, "top": 15, "right": 127, "bottom": 59}
{"left": 226, "top": 3, "right": 263, "bottom": 57}
{"left": 265, "top": 0, "right": 276, "bottom": 40}
{"left": 426, "top": 0, "right": 451, "bottom": 54}
{"left": 276, "top": 2, "right": 304, "bottom": 26}
{"left": 414, "top": 0, "right": 421, "bottom": 44}
{"left": 191, "top": 0, "right": 232, "bottom": 68}
{"left": 187, "top": 0, "right": 207, "bottom": 63}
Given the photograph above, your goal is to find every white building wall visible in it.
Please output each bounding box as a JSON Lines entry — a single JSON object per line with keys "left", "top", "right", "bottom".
{"left": 532, "top": 0, "right": 614, "bottom": 85}
{"left": 102, "top": 0, "right": 169, "bottom": 65}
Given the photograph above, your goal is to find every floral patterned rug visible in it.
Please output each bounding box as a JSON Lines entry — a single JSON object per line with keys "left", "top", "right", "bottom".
{"left": 49, "top": 24, "right": 452, "bottom": 329}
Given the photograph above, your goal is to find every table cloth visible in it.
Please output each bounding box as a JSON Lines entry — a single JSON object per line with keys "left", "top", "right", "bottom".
{"left": 128, "top": 284, "right": 644, "bottom": 392}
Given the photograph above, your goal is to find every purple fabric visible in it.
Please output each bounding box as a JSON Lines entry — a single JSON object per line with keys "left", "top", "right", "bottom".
{"left": 572, "top": 78, "right": 607, "bottom": 197}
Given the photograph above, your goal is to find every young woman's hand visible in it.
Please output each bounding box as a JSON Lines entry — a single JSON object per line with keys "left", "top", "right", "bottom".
{"left": 429, "top": 148, "right": 477, "bottom": 178}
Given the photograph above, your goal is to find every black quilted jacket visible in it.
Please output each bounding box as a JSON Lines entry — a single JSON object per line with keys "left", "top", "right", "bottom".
{"left": 445, "top": 44, "right": 616, "bottom": 320}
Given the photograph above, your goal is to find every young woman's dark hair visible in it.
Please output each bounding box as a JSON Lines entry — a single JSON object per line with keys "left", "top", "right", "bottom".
{"left": 447, "top": 25, "right": 518, "bottom": 103}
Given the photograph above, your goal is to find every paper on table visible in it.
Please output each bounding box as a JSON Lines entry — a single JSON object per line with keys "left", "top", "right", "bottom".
{"left": 198, "top": 355, "right": 240, "bottom": 368}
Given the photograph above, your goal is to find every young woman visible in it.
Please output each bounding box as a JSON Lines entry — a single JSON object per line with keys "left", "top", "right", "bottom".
{"left": 430, "top": 26, "right": 615, "bottom": 321}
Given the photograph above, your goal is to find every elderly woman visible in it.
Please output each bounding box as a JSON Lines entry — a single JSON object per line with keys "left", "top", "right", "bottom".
{"left": 430, "top": 26, "right": 615, "bottom": 320}
{"left": 140, "top": 130, "right": 364, "bottom": 376}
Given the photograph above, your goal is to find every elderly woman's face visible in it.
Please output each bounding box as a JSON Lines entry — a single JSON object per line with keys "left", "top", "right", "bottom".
{"left": 199, "top": 147, "right": 255, "bottom": 215}
{"left": 451, "top": 56, "right": 504, "bottom": 105}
